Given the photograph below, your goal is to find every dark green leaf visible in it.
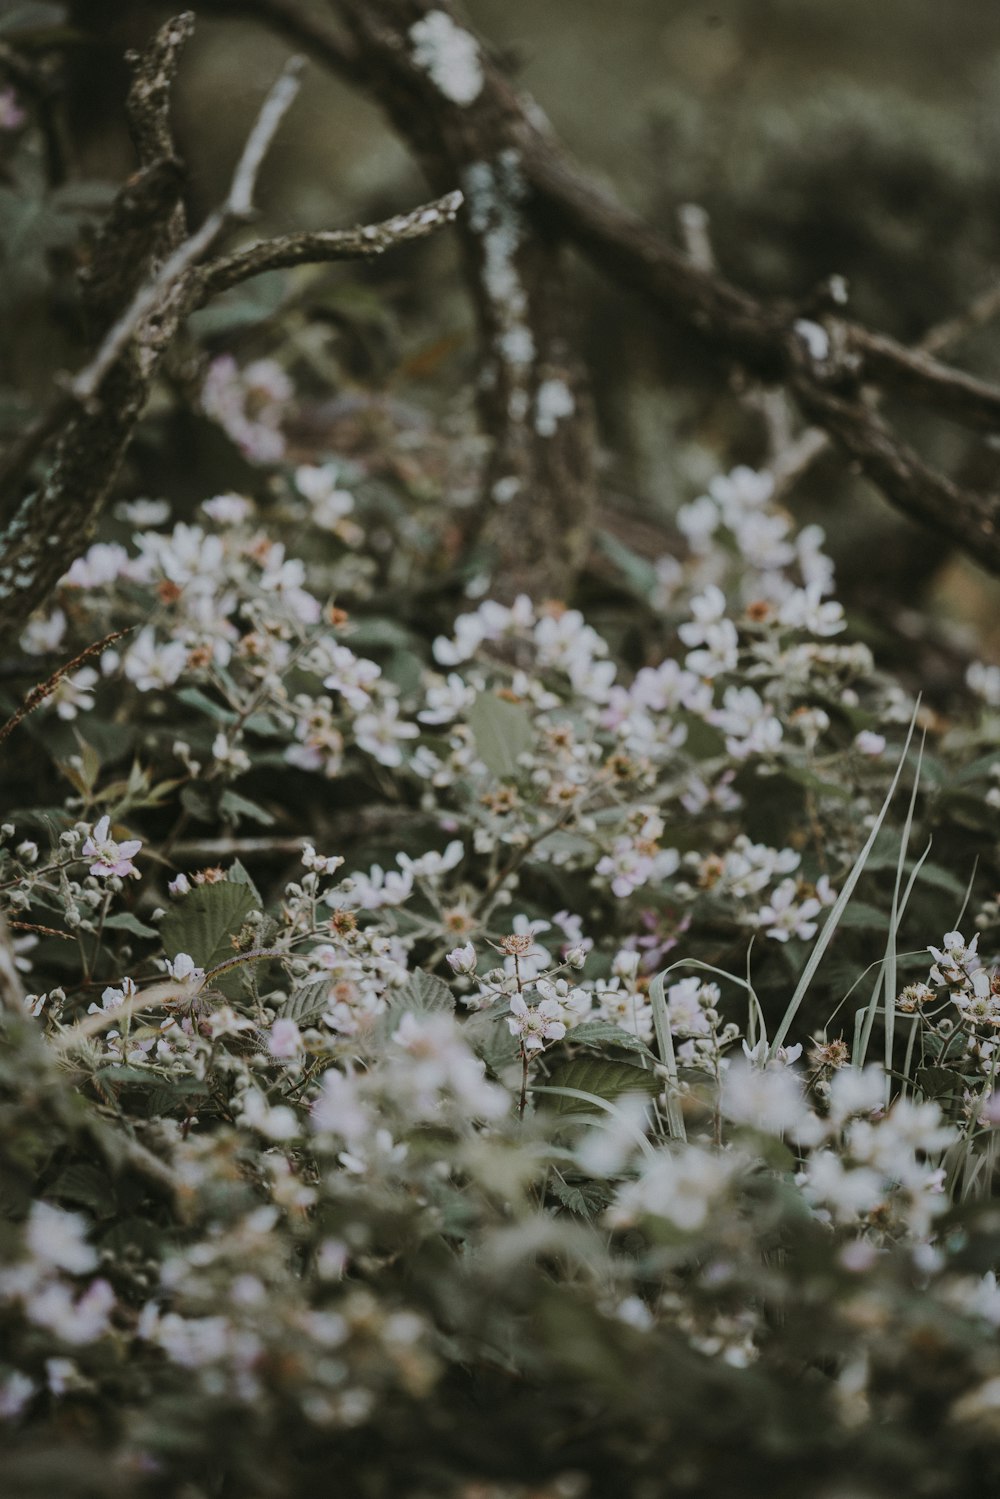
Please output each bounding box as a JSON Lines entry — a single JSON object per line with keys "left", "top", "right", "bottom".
{"left": 159, "top": 880, "right": 257, "bottom": 970}
{"left": 219, "top": 789, "right": 276, "bottom": 827}
{"left": 916, "top": 1066, "right": 966, "bottom": 1099}
{"left": 103, "top": 911, "right": 158, "bottom": 938}
{"left": 564, "top": 1021, "right": 657, "bottom": 1061}
{"left": 283, "top": 977, "right": 330, "bottom": 1026}
{"left": 50, "top": 1162, "right": 114, "bottom": 1215}
{"left": 537, "top": 1057, "right": 660, "bottom": 1115}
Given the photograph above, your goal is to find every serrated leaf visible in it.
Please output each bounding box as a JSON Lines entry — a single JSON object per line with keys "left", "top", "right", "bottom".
{"left": 103, "top": 911, "right": 158, "bottom": 938}
{"left": 158, "top": 880, "right": 256, "bottom": 970}
{"left": 916, "top": 1066, "right": 965, "bottom": 1099}
{"left": 564, "top": 1021, "right": 657, "bottom": 1061}
{"left": 467, "top": 691, "right": 533, "bottom": 778}
{"left": 537, "top": 1057, "right": 660, "bottom": 1116}
{"left": 227, "top": 859, "right": 263, "bottom": 904}
{"left": 393, "top": 968, "right": 456, "bottom": 1014}
{"left": 549, "top": 1175, "right": 610, "bottom": 1219}
{"left": 145, "top": 1080, "right": 210, "bottom": 1117}
{"left": 283, "top": 977, "right": 330, "bottom": 1026}
{"left": 50, "top": 1162, "right": 114, "bottom": 1215}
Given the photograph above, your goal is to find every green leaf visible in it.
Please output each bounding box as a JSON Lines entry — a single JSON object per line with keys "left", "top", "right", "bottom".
{"left": 595, "top": 529, "right": 659, "bottom": 598}
{"left": 564, "top": 1020, "right": 657, "bottom": 1061}
{"left": 915, "top": 1066, "right": 965, "bottom": 1099}
{"left": 102, "top": 911, "right": 158, "bottom": 938}
{"left": 227, "top": 859, "right": 263, "bottom": 905}
{"left": 50, "top": 1162, "right": 114, "bottom": 1215}
{"left": 536, "top": 1057, "right": 660, "bottom": 1116}
{"left": 219, "top": 789, "right": 276, "bottom": 827}
{"left": 393, "top": 968, "right": 456, "bottom": 1015}
{"left": 175, "top": 686, "right": 238, "bottom": 723}
{"left": 467, "top": 691, "right": 533, "bottom": 778}
{"left": 158, "top": 880, "right": 257, "bottom": 970}
{"left": 549, "top": 1175, "right": 611, "bottom": 1219}
{"left": 283, "top": 977, "right": 330, "bottom": 1026}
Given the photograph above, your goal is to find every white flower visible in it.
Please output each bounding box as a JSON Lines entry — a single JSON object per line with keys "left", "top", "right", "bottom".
{"left": 20, "top": 608, "right": 66, "bottom": 656}
{"left": 239, "top": 1089, "right": 299, "bottom": 1141}
{"left": 802, "top": 1151, "right": 884, "bottom": 1223}
{"left": 825, "top": 1065, "right": 884, "bottom": 1126}
{"left": 201, "top": 492, "right": 252, "bottom": 524}
{"left": 708, "top": 466, "right": 774, "bottom": 517}
{"left": 268, "top": 1018, "right": 303, "bottom": 1059}
{"left": 755, "top": 880, "right": 821, "bottom": 942}
{"left": 721, "top": 1058, "right": 810, "bottom": 1134}
{"left": 666, "top": 977, "right": 714, "bottom": 1037}
{"left": 678, "top": 586, "right": 728, "bottom": 647}
{"left": 51, "top": 667, "right": 99, "bottom": 720}
{"left": 506, "top": 992, "right": 566, "bottom": 1053}
{"left": 26, "top": 1203, "right": 98, "bottom": 1276}
{"left": 353, "top": 699, "right": 419, "bottom": 767}
{"left": 63, "top": 542, "right": 131, "bottom": 588}
{"left": 607, "top": 1146, "right": 732, "bottom": 1231}
{"left": 709, "top": 685, "right": 783, "bottom": 760}
{"left": 27, "top": 1278, "right": 114, "bottom": 1345}
{"left": 123, "top": 628, "right": 188, "bottom": 693}
{"left": 777, "top": 584, "right": 845, "bottom": 637}
{"left": 676, "top": 496, "right": 721, "bottom": 553}
{"left": 165, "top": 952, "right": 204, "bottom": 985}
{"left": 311, "top": 1069, "right": 370, "bottom": 1145}
{"left": 684, "top": 619, "right": 739, "bottom": 679}
{"left": 967, "top": 661, "right": 1000, "bottom": 708}
{"left": 0, "top": 1371, "right": 35, "bottom": 1419}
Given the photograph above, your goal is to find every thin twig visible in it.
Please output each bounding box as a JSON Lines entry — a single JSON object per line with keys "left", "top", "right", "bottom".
{"left": 0, "top": 627, "right": 133, "bottom": 747}
{"left": 72, "top": 56, "right": 305, "bottom": 406}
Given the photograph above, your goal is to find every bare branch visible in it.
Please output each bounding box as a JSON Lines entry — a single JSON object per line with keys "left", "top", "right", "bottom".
{"left": 233, "top": 0, "right": 1000, "bottom": 576}
{"left": 0, "top": 22, "right": 461, "bottom": 646}
{"left": 124, "top": 10, "right": 195, "bottom": 170}
{"left": 72, "top": 55, "right": 305, "bottom": 407}
{"left": 228, "top": 54, "right": 305, "bottom": 215}
{"left": 197, "top": 189, "right": 464, "bottom": 300}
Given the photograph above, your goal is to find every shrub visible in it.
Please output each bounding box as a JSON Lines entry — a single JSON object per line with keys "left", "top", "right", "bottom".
{"left": 4, "top": 387, "right": 1000, "bottom": 1496}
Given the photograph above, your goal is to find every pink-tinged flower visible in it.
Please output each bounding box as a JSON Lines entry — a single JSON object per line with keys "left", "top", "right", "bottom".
{"left": 0, "top": 88, "right": 26, "bottom": 131}
{"left": 506, "top": 992, "right": 566, "bottom": 1053}
{"left": 446, "top": 942, "right": 477, "bottom": 976}
{"left": 81, "top": 816, "right": 142, "bottom": 879}
{"left": 268, "top": 1018, "right": 303, "bottom": 1059}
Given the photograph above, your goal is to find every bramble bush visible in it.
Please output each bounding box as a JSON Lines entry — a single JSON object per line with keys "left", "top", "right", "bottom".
{"left": 4, "top": 354, "right": 1000, "bottom": 1498}
{"left": 7, "top": 29, "right": 1000, "bottom": 1497}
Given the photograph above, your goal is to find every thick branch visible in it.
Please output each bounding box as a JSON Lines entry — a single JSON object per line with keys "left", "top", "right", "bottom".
{"left": 0, "top": 20, "right": 461, "bottom": 646}
{"left": 329, "top": 0, "right": 598, "bottom": 602}
{"left": 224, "top": 0, "right": 1000, "bottom": 575}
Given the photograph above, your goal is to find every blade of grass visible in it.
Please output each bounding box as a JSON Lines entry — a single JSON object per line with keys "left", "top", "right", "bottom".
{"left": 649, "top": 968, "right": 687, "bottom": 1142}
{"left": 770, "top": 706, "right": 918, "bottom": 1057}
